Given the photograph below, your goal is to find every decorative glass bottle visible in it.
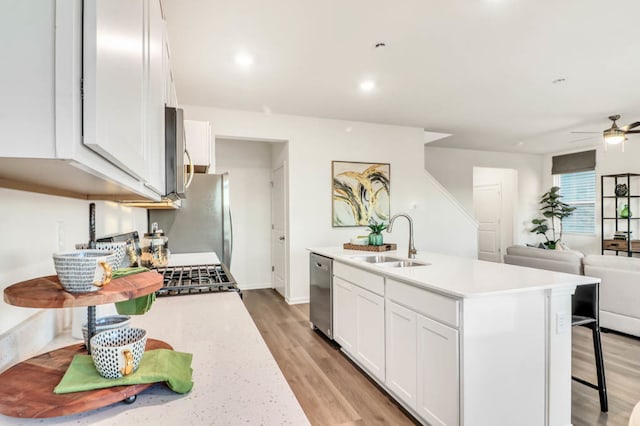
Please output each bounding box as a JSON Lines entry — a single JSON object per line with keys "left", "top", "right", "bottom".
{"left": 620, "top": 204, "right": 631, "bottom": 218}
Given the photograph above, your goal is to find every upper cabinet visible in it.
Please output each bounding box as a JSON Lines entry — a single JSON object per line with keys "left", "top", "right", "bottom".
{"left": 0, "top": 0, "right": 171, "bottom": 201}
{"left": 184, "top": 120, "right": 213, "bottom": 173}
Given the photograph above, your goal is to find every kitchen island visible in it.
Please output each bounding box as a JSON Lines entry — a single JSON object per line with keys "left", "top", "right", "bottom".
{"left": 0, "top": 292, "right": 309, "bottom": 425}
{"left": 309, "top": 247, "right": 599, "bottom": 426}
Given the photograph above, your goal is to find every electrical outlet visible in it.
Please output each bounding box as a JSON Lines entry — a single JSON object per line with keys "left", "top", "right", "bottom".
{"left": 56, "top": 221, "right": 65, "bottom": 252}
{"left": 556, "top": 311, "right": 569, "bottom": 334}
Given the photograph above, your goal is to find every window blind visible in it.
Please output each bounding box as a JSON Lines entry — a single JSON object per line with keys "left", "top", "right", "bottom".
{"left": 559, "top": 170, "right": 596, "bottom": 234}
{"left": 552, "top": 150, "right": 596, "bottom": 175}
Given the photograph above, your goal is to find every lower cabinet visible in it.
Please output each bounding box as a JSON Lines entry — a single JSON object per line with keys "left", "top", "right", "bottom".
{"left": 386, "top": 300, "right": 459, "bottom": 426}
{"left": 333, "top": 275, "right": 385, "bottom": 382}
{"left": 386, "top": 301, "right": 418, "bottom": 408}
{"left": 416, "top": 314, "right": 459, "bottom": 426}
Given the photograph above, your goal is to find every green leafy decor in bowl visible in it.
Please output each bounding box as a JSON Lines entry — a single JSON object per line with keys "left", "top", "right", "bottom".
{"left": 367, "top": 222, "right": 387, "bottom": 246}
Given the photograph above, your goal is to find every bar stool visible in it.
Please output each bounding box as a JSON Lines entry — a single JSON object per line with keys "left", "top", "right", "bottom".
{"left": 572, "top": 283, "right": 608, "bottom": 412}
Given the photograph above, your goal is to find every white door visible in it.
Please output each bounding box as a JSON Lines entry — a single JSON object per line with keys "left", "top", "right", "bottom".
{"left": 474, "top": 184, "right": 502, "bottom": 262}
{"left": 386, "top": 300, "right": 417, "bottom": 409}
{"left": 417, "top": 314, "right": 459, "bottom": 426}
{"left": 271, "top": 165, "right": 286, "bottom": 298}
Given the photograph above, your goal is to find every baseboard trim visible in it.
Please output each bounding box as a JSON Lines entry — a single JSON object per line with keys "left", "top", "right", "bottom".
{"left": 238, "top": 282, "right": 272, "bottom": 291}
{"left": 286, "top": 296, "right": 309, "bottom": 305}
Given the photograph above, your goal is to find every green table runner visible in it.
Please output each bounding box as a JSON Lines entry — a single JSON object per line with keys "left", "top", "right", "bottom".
{"left": 54, "top": 349, "right": 193, "bottom": 394}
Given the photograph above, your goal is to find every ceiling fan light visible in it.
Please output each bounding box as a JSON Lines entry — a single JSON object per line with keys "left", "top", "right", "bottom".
{"left": 604, "top": 129, "right": 626, "bottom": 145}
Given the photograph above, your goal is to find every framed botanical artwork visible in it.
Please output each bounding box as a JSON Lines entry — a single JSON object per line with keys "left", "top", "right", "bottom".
{"left": 332, "top": 161, "right": 390, "bottom": 227}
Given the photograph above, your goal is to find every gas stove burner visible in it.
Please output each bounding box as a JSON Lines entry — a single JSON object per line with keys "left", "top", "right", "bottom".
{"left": 155, "top": 263, "right": 240, "bottom": 297}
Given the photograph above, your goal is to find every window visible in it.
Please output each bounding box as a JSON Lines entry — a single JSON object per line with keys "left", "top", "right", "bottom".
{"left": 555, "top": 170, "right": 596, "bottom": 234}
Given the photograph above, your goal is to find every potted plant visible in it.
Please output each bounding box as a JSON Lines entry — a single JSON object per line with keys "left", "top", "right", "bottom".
{"left": 530, "top": 186, "right": 575, "bottom": 249}
{"left": 367, "top": 221, "right": 387, "bottom": 246}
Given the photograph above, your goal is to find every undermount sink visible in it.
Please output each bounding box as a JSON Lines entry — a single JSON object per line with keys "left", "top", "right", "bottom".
{"left": 349, "top": 255, "right": 403, "bottom": 264}
{"left": 349, "top": 255, "right": 430, "bottom": 268}
{"left": 376, "top": 260, "right": 430, "bottom": 268}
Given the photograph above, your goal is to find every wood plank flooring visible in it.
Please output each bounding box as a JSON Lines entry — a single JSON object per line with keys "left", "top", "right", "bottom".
{"left": 242, "top": 289, "right": 640, "bottom": 426}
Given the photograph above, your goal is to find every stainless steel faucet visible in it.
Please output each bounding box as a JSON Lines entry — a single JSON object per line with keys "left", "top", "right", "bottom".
{"left": 387, "top": 213, "right": 417, "bottom": 259}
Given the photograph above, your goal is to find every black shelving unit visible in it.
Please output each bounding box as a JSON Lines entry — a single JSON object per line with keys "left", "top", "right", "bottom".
{"left": 601, "top": 173, "right": 640, "bottom": 256}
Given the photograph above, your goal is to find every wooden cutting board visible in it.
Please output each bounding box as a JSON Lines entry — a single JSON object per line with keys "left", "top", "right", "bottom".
{"left": 0, "top": 338, "right": 172, "bottom": 419}
{"left": 3, "top": 271, "right": 162, "bottom": 309}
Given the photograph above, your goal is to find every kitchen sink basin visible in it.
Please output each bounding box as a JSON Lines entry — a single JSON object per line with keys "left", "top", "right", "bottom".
{"left": 376, "top": 260, "right": 430, "bottom": 268}
{"left": 349, "top": 255, "right": 403, "bottom": 264}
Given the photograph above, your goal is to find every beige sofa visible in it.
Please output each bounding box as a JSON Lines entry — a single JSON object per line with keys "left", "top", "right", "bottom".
{"left": 503, "top": 245, "right": 584, "bottom": 275}
{"left": 584, "top": 255, "right": 640, "bottom": 337}
{"left": 504, "top": 245, "right": 640, "bottom": 337}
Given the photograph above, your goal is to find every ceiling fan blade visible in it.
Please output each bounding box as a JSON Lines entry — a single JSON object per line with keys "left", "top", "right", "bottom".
{"left": 621, "top": 122, "right": 640, "bottom": 131}
{"left": 568, "top": 136, "right": 599, "bottom": 143}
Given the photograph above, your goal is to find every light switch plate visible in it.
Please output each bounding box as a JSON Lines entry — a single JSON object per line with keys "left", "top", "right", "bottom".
{"left": 556, "top": 311, "right": 570, "bottom": 334}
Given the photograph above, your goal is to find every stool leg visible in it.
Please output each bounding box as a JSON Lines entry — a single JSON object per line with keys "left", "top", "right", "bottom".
{"left": 591, "top": 324, "right": 608, "bottom": 412}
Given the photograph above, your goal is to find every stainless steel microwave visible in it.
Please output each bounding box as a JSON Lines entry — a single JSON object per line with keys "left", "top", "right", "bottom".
{"left": 165, "top": 106, "right": 193, "bottom": 200}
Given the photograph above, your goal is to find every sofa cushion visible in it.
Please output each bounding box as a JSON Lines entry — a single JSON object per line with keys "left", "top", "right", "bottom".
{"left": 583, "top": 254, "right": 640, "bottom": 272}
{"left": 504, "top": 245, "right": 584, "bottom": 275}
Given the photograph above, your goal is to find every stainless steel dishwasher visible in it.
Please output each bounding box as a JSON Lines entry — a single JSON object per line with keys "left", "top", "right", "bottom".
{"left": 310, "top": 253, "right": 333, "bottom": 340}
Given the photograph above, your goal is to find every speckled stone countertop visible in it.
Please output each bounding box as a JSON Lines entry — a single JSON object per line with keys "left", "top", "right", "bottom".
{"left": 1, "top": 292, "right": 309, "bottom": 425}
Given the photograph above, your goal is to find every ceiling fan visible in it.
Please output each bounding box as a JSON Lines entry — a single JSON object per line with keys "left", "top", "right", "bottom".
{"left": 571, "top": 115, "right": 640, "bottom": 147}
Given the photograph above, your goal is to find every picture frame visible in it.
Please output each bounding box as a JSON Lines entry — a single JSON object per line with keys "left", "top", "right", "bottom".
{"left": 332, "top": 161, "right": 390, "bottom": 227}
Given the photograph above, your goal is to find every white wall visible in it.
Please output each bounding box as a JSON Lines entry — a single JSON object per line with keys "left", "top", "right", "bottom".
{"left": 185, "top": 106, "right": 478, "bottom": 304}
{"left": 543, "top": 143, "right": 640, "bottom": 255}
{"left": 0, "top": 188, "right": 147, "bottom": 336}
{"left": 425, "top": 146, "right": 544, "bottom": 246}
{"left": 216, "top": 138, "right": 274, "bottom": 289}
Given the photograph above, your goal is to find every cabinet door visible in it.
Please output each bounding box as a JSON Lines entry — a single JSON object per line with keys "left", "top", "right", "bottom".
{"left": 145, "top": 0, "right": 165, "bottom": 194}
{"left": 386, "top": 301, "right": 417, "bottom": 409}
{"left": 83, "top": 0, "right": 147, "bottom": 180}
{"left": 355, "top": 286, "right": 385, "bottom": 382}
{"left": 333, "top": 277, "right": 356, "bottom": 353}
{"left": 417, "top": 314, "right": 459, "bottom": 426}
{"left": 184, "top": 120, "right": 212, "bottom": 170}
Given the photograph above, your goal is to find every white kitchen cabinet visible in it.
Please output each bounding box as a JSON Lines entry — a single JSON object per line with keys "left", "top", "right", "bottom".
{"left": 333, "top": 276, "right": 357, "bottom": 353}
{"left": 386, "top": 278, "right": 460, "bottom": 425}
{"left": 0, "top": 0, "right": 169, "bottom": 201}
{"left": 184, "top": 120, "right": 213, "bottom": 172}
{"left": 333, "top": 262, "right": 385, "bottom": 382}
{"left": 417, "top": 314, "right": 459, "bottom": 426}
{"left": 145, "top": 0, "right": 166, "bottom": 194}
{"left": 386, "top": 300, "right": 417, "bottom": 409}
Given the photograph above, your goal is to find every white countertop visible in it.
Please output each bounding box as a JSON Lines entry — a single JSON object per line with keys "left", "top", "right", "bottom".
{"left": 168, "top": 251, "right": 221, "bottom": 266}
{"left": 309, "top": 247, "right": 599, "bottom": 298}
{"left": 1, "top": 293, "right": 309, "bottom": 425}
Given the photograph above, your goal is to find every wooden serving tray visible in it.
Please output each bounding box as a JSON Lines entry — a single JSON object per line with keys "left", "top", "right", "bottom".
{"left": 3, "top": 271, "right": 162, "bottom": 309}
{"left": 343, "top": 243, "right": 397, "bottom": 252}
{"left": 0, "top": 338, "right": 172, "bottom": 419}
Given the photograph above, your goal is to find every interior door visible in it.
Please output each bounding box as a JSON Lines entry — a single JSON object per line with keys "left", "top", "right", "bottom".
{"left": 271, "top": 165, "right": 286, "bottom": 298}
{"left": 474, "top": 184, "right": 502, "bottom": 262}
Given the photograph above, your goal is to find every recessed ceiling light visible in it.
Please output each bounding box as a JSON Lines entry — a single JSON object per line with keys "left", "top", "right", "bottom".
{"left": 374, "top": 42, "right": 386, "bottom": 49}
{"left": 235, "top": 52, "right": 254, "bottom": 67}
{"left": 359, "top": 80, "right": 376, "bottom": 92}
{"left": 552, "top": 78, "right": 566, "bottom": 84}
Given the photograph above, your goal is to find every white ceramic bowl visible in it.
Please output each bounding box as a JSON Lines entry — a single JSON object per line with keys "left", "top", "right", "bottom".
{"left": 82, "top": 315, "right": 131, "bottom": 348}
{"left": 90, "top": 327, "right": 147, "bottom": 379}
{"left": 350, "top": 236, "right": 370, "bottom": 245}
{"left": 53, "top": 250, "right": 117, "bottom": 293}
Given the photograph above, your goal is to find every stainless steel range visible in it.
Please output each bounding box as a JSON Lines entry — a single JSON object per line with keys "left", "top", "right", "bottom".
{"left": 155, "top": 263, "right": 241, "bottom": 297}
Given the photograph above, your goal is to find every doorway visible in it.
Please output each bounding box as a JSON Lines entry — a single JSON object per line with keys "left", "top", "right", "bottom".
{"left": 473, "top": 167, "right": 517, "bottom": 262}
{"left": 271, "top": 163, "right": 287, "bottom": 298}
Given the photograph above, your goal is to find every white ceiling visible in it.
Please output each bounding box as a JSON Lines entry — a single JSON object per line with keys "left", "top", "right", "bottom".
{"left": 163, "top": 0, "right": 640, "bottom": 155}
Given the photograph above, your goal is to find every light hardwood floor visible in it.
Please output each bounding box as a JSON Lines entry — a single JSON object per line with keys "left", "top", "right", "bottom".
{"left": 242, "top": 289, "right": 640, "bottom": 426}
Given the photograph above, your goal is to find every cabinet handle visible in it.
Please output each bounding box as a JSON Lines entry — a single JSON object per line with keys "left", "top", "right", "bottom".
{"left": 184, "top": 149, "right": 195, "bottom": 189}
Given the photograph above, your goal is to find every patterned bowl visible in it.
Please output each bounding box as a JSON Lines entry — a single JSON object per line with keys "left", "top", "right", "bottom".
{"left": 90, "top": 328, "right": 147, "bottom": 379}
{"left": 82, "top": 315, "right": 131, "bottom": 348}
{"left": 75, "top": 242, "right": 127, "bottom": 270}
{"left": 53, "top": 250, "right": 117, "bottom": 293}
